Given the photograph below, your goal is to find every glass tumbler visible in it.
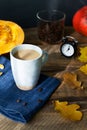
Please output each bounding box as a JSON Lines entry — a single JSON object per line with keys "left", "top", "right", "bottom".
{"left": 36, "top": 10, "right": 66, "bottom": 44}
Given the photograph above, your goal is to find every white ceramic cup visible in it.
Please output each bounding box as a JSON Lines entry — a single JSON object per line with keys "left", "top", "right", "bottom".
{"left": 10, "top": 44, "right": 48, "bottom": 90}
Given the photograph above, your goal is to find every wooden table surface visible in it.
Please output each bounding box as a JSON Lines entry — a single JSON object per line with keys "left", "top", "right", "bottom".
{"left": 1, "top": 27, "right": 87, "bottom": 130}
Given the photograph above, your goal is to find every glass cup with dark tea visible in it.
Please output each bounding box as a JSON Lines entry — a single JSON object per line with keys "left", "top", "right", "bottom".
{"left": 36, "top": 10, "right": 65, "bottom": 44}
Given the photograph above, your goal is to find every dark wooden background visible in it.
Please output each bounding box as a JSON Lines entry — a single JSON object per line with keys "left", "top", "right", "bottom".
{"left": 0, "top": 0, "right": 87, "bottom": 28}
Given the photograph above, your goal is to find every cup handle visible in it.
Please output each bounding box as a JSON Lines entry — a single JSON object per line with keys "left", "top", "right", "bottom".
{"left": 41, "top": 50, "right": 48, "bottom": 66}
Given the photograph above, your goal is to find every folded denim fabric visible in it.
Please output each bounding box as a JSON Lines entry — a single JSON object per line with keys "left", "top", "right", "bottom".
{"left": 0, "top": 56, "right": 61, "bottom": 123}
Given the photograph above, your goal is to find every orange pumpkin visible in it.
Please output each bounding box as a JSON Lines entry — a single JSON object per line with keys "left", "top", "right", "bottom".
{"left": 0, "top": 20, "right": 24, "bottom": 55}
{"left": 72, "top": 6, "right": 87, "bottom": 36}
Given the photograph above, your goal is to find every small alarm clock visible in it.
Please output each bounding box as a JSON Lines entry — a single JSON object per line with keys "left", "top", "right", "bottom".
{"left": 60, "top": 36, "right": 78, "bottom": 58}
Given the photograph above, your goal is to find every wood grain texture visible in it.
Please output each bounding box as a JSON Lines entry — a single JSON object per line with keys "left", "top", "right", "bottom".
{"left": 1, "top": 27, "right": 87, "bottom": 130}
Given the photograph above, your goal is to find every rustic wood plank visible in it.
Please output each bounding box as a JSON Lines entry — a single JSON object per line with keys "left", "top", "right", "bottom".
{"left": 24, "top": 26, "right": 75, "bottom": 45}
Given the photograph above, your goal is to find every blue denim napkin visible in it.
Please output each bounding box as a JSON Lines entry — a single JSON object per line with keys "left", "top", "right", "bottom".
{"left": 0, "top": 56, "right": 61, "bottom": 123}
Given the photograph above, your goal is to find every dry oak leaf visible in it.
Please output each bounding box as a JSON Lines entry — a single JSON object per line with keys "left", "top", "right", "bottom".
{"left": 78, "top": 47, "right": 87, "bottom": 62}
{"left": 54, "top": 100, "right": 82, "bottom": 121}
{"left": 0, "top": 64, "right": 4, "bottom": 69}
{"left": 79, "top": 64, "right": 87, "bottom": 75}
{"left": 0, "top": 72, "right": 3, "bottom": 76}
{"left": 63, "top": 72, "right": 83, "bottom": 89}
{"left": 0, "top": 64, "right": 4, "bottom": 76}
{"left": 0, "top": 20, "right": 24, "bottom": 55}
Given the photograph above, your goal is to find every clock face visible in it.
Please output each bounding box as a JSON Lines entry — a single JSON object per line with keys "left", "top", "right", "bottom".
{"left": 61, "top": 43, "right": 75, "bottom": 57}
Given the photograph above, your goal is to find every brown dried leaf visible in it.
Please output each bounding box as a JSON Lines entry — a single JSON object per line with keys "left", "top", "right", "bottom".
{"left": 62, "top": 72, "right": 83, "bottom": 89}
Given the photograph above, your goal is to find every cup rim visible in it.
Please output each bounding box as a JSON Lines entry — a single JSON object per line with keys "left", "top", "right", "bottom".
{"left": 36, "top": 9, "right": 66, "bottom": 22}
{"left": 10, "top": 44, "right": 43, "bottom": 62}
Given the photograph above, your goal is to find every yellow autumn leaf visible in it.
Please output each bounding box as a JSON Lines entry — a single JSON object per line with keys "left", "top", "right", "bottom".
{"left": 0, "top": 72, "right": 3, "bottom": 76}
{"left": 54, "top": 100, "right": 82, "bottom": 121}
{"left": 78, "top": 47, "right": 87, "bottom": 62}
{"left": 79, "top": 64, "right": 87, "bottom": 75}
{"left": 0, "top": 64, "right": 4, "bottom": 69}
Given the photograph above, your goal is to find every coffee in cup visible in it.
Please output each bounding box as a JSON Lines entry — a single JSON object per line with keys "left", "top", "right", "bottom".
{"left": 13, "top": 49, "right": 40, "bottom": 60}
